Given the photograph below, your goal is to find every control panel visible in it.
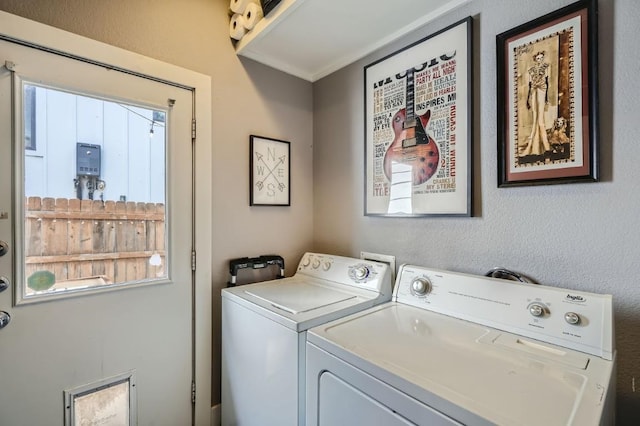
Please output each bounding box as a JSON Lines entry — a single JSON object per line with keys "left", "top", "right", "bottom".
{"left": 394, "top": 264, "right": 614, "bottom": 360}
{"left": 297, "top": 252, "right": 392, "bottom": 297}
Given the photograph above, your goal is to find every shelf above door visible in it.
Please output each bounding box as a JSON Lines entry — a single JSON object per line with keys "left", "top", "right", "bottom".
{"left": 234, "top": 0, "right": 472, "bottom": 82}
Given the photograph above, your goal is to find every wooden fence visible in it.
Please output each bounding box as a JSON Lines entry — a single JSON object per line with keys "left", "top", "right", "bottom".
{"left": 25, "top": 197, "right": 166, "bottom": 290}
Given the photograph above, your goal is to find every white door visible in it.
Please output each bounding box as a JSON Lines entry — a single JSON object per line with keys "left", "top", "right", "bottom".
{"left": 0, "top": 36, "right": 194, "bottom": 425}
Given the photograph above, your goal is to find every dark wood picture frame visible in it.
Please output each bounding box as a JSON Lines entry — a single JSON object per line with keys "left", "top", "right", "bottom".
{"left": 496, "top": 0, "right": 598, "bottom": 187}
{"left": 249, "top": 135, "right": 290, "bottom": 206}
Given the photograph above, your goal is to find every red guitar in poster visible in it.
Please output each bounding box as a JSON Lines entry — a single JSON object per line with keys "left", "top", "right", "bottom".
{"left": 383, "top": 68, "right": 439, "bottom": 186}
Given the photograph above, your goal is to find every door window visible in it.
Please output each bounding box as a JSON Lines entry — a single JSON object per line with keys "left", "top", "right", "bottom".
{"left": 19, "top": 82, "right": 169, "bottom": 302}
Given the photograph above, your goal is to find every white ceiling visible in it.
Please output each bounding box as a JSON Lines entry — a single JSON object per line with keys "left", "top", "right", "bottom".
{"left": 235, "top": 0, "right": 472, "bottom": 82}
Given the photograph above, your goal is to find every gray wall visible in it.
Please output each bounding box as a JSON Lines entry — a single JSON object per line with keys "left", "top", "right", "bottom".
{"left": 313, "top": 0, "right": 639, "bottom": 421}
{"left": 0, "top": 0, "right": 314, "bottom": 406}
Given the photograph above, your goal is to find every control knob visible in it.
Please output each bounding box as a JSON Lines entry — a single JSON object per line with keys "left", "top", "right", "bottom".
{"left": 529, "top": 303, "right": 547, "bottom": 317}
{"left": 564, "top": 312, "right": 581, "bottom": 325}
{"left": 353, "top": 266, "right": 370, "bottom": 280}
{"left": 410, "top": 278, "right": 431, "bottom": 296}
{"left": 301, "top": 256, "right": 311, "bottom": 267}
{"left": 312, "top": 258, "right": 321, "bottom": 269}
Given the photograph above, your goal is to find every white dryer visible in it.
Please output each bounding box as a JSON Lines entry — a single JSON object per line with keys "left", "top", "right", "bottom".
{"left": 221, "top": 252, "right": 392, "bottom": 426}
{"left": 306, "top": 264, "right": 616, "bottom": 425}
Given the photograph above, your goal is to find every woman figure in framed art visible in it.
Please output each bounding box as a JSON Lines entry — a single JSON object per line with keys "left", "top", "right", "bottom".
{"left": 522, "top": 50, "right": 552, "bottom": 156}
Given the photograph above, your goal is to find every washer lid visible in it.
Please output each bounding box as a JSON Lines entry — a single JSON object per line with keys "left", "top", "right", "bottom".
{"left": 245, "top": 279, "right": 356, "bottom": 314}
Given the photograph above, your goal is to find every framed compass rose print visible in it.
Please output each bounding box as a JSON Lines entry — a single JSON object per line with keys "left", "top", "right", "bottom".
{"left": 250, "top": 135, "right": 291, "bottom": 206}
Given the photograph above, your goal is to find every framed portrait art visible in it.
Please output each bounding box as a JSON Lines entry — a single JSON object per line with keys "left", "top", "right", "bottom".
{"left": 364, "top": 17, "right": 473, "bottom": 217}
{"left": 496, "top": 0, "right": 598, "bottom": 187}
{"left": 250, "top": 135, "right": 290, "bottom": 206}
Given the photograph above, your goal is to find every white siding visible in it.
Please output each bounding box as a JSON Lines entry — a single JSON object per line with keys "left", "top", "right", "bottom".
{"left": 24, "top": 86, "right": 165, "bottom": 203}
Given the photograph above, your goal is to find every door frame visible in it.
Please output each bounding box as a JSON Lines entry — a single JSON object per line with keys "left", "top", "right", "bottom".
{"left": 0, "top": 10, "right": 213, "bottom": 425}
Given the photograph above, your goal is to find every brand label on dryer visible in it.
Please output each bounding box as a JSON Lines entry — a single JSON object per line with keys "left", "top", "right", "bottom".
{"left": 565, "top": 294, "right": 586, "bottom": 303}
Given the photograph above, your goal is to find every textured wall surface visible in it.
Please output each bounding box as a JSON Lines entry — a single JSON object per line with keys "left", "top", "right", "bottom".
{"left": 313, "top": 0, "right": 640, "bottom": 422}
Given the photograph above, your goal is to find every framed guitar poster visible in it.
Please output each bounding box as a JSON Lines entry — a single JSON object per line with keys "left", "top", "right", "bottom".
{"left": 364, "top": 17, "right": 473, "bottom": 217}
{"left": 250, "top": 135, "right": 290, "bottom": 206}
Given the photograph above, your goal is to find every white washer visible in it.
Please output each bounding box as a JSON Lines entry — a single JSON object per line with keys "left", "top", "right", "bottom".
{"left": 306, "top": 264, "right": 616, "bottom": 425}
{"left": 221, "top": 252, "right": 392, "bottom": 426}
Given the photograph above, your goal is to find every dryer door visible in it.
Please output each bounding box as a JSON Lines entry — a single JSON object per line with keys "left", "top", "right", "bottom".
{"left": 318, "top": 372, "right": 416, "bottom": 426}
{"left": 307, "top": 343, "right": 462, "bottom": 426}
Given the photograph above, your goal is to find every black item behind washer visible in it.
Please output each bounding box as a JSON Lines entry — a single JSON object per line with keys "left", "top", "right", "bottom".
{"left": 227, "top": 255, "right": 285, "bottom": 287}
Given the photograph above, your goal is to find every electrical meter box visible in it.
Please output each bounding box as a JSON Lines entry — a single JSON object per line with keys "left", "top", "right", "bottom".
{"left": 76, "top": 143, "right": 101, "bottom": 176}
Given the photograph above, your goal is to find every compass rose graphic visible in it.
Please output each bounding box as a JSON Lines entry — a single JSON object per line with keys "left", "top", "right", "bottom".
{"left": 250, "top": 136, "right": 290, "bottom": 206}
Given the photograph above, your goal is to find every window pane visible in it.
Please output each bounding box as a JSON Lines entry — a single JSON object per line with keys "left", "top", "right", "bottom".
{"left": 23, "top": 85, "right": 36, "bottom": 150}
{"left": 23, "top": 83, "right": 168, "bottom": 299}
